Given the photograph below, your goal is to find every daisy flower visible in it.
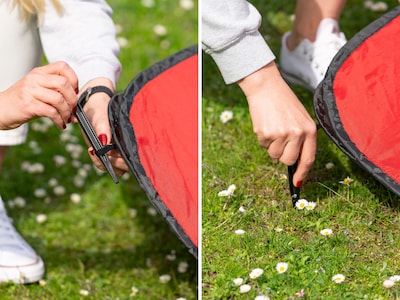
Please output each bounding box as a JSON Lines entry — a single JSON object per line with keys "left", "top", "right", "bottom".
{"left": 117, "top": 37, "right": 129, "bottom": 48}
{"left": 332, "top": 274, "right": 345, "bottom": 283}
{"left": 295, "top": 199, "right": 308, "bottom": 210}
{"left": 390, "top": 275, "right": 400, "bottom": 282}
{"left": 276, "top": 262, "right": 288, "bottom": 274}
{"left": 14, "top": 197, "right": 26, "bottom": 208}
{"left": 220, "top": 110, "right": 233, "bottom": 123}
{"left": 53, "top": 185, "right": 66, "bottom": 196}
{"left": 255, "top": 296, "right": 270, "bottom": 300}
{"left": 34, "top": 188, "right": 47, "bottom": 198}
{"left": 370, "top": 2, "right": 388, "bottom": 11}
{"left": 36, "top": 214, "right": 47, "bottom": 224}
{"left": 180, "top": 0, "right": 194, "bottom": 10}
{"left": 159, "top": 274, "right": 171, "bottom": 284}
{"left": 39, "top": 279, "right": 46, "bottom": 287}
{"left": 339, "top": 176, "right": 353, "bottom": 185}
{"left": 147, "top": 207, "right": 157, "bottom": 216}
{"left": 320, "top": 228, "right": 333, "bottom": 236}
{"left": 153, "top": 24, "right": 167, "bottom": 36}
{"left": 79, "top": 289, "right": 89, "bottom": 296}
{"left": 305, "top": 201, "right": 317, "bottom": 210}
{"left": 70, "top": 193, "right": 81, "bottom": 204}
{"left": 130, "top": 286, "right": 139, "bottom": 296}
{"left": 218, "top": 184, "right": 236, "bottom": 197}
{"left": 239, "top": 284, "right": 251, "bottom": 293}
{"left": 249, "top": 268, "right": 264, "bottom": 279}
{"left": 178, "top": 262, "right": 189, "bottom": 273}
{"left": 233, "top": 278, "right": 243, "bottom": 286}
{"left": 128, "top": 208, "right": 138, "bottom": 218}
{"left": 141, "top": 0, "right": 155, "bottom": 8}
{"left": 383, "top": 279, "right": 395, "bottom": 288}
{"left": 325, "top": 162, "right": 335, "bottom": 169}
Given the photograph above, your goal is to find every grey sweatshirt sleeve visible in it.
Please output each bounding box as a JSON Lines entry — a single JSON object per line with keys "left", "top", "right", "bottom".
{"left": 40, "top": 0, "right": 121, "bottom": 89}
{"left": 202, "top": 0, "right": 276, "bottom": 84}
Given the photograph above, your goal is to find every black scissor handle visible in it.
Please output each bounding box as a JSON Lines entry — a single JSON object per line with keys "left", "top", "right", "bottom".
{"left": 75, "top": 86, "right": 119, "bottom": 184}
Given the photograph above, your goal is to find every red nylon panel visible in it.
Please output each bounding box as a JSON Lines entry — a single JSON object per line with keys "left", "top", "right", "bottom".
{"left": 129, "top": 55, "right": 198, "bottom": 247}
{"left": 333, "top": 17, "right": 400, "bottom": 183}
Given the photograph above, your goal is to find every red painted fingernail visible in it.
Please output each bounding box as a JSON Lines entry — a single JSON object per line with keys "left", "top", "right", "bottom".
{"left": 75, "top": 87, "right": 79, "bottom": 94}
{"left": 72, "top": 106, "right": 77, "bottom": 114}
{"left": 295, "top": 181, "right": 303, "bottom": 188}
{"left": 67, "top": 116, "right": 72, "bottom": 123}
{"left": 98, "top": 134, "right": 107, "bottom": 145}
{"left": 89, "top": 149, "right": 94, "bottom": 156}
{"left": 63, "top": 123, "right": 66, "bottom": 130}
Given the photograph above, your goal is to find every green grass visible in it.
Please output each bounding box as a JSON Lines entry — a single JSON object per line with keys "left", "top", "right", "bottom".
{"left": 202, "top": 1, "right": 400, "bottom": 299}
{"left": 0, "top": 0, "right": 197, "bottom": 299}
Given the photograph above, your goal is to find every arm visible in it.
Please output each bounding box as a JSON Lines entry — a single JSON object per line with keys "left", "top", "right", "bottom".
{"left": 201, "top": 0, "right": 275, "bottom": 84}
{"left": 203, "top": 0, "right": 316, "bottom": 186}
{"left": 40, "top": 0, "right": 127, "bottom": 173}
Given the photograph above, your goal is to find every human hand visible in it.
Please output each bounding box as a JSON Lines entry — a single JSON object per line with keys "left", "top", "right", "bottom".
{"left": 76, "top": 78, "right": 129, "bottom": 176}
{"left": 238, "top": 62, "right": 317, "bottom": 187}
{"left": 0, "top": 61, "right": 78, "bottom": 130}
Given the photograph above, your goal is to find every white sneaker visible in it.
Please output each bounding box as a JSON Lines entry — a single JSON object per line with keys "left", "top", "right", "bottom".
{"left": 279, "top": 18, "right": 347, "bottom": 91}
{"left": 0, "top": 196, "right": 44, "bottom": 284}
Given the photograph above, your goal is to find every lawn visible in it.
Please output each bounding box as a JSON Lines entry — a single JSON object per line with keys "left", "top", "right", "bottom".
{"left": 0, "top": 0, "right": 198, "bottom": 299}
{"left": 202, "top": 1, "right": 400, "bottom": 299}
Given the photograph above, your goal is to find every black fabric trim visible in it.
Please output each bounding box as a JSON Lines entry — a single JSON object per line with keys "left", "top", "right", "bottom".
{"left": 108, "top": 45, "right": 198, "bottom": 258}
{"left": 314, "top": 6, "right": 400, "bottom": 197}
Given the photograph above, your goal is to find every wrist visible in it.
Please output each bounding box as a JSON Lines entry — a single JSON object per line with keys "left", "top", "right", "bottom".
{"left": 237, "top": 61, "right": 283, "bottom": 97}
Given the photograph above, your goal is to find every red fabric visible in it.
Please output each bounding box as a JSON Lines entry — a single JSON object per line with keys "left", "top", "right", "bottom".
{"left": 333, "top": 16, "right": 400, "bottom": 183}
{"left": 129, "top": 55, "right": 198, "bottom": 247}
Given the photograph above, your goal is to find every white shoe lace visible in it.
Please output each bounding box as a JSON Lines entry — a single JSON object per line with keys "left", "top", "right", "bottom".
{"left": 305, "top": 32, "right": 346, "bottom": 77}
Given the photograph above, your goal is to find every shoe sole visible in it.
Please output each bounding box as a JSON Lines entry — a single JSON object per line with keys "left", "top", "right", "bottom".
{"left": 0, "top": 256, "right": 44, "bottom": 284}
{"left": 280, "top": 68, "right": 316, "bottom": 92}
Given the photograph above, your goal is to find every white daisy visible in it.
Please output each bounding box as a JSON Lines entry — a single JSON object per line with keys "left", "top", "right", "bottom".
{"left": 320, "top": 228, "right": 333, "bottom": 236}
{"left": 159, "top": 274, "right": 171, "bottom": 284}
{"left": 233, "top": 278, "right": 243, "bottom": 286}
{"left": 180, "top": 0, "right": 194, "bottom": 10}
{"left": 255, "top": 296, "right": 270, "bottom": 300}
{"left": 36, "top": 214, "right": 47, "bottom": 224}
{"left": 178, "top": 262, "right": 189, "bottom": 273}
{"left": 305, "top": 201, "right": 317, "bottom": 210}
{"left": 276, "top": 262, "right": 288, "bottom": 274}
{"left": 325, "top": 162, "right": 335, "bottom": 169}
{"left": 239, "top": 284, "right": 251, "bottom": 293}
{"left": 153, "top": 24, "right": 168, "bottom": 36}
{"left": 339, "top": 176, "right": 353, "bottom": 185}
{"left": 332, "top": 274, "right": 345, "bottom": 283}
{"left": 130, "top": 286, "right": 139, "bottom": 296}
{"left": 295, "top": 199, "right": 308, "bottom": 210}
{"left": 383, "top": 279, "right": 395, "bottom": 288}
{"left": 249, "top": 268, "right": 264, "bottom": 279}
{"left": 79, "top": 289, "right": 89, "bottom": 296}
{"left": 220, "top": 110, "right": 233, "bottom": 123}
{"left": 234, "top": 229, "right": 245, "bottom": 235}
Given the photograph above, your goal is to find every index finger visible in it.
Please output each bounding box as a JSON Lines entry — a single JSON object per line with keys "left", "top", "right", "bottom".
{"left": 39, "top": 61, "right": 79, "bottom": 92}
{"left": 292, "top": 134, "right": 317, "bottom": 187}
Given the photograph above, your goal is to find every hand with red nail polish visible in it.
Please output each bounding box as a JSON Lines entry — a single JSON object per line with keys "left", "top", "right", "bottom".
{"left": 79, "top": 79, "right": 129, "bottom": 175}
